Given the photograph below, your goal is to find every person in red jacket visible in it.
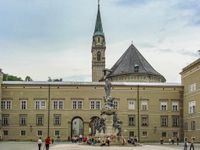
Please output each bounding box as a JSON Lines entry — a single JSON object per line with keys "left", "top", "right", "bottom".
{"left": 45, "top": 136, "right": 51, "bottom": 150}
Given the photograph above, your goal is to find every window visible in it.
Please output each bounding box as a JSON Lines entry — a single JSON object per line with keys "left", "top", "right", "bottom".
{"left": 2, "top": 114, "right": 9, "bottom": 126}
{"left": 38, "top": 130, "right": 43, "bottom": 136}
{"left": 189, "top": 101, "right": 196, "bottom": 114}
{"left": 3, "top": 130, "right": 8, "bottom": 136}
{"left": 97, "top": 51, "right": 101, "bottom": 61}
{"left": 1, "top": 100, "right": 12, "bottom": 109}
{"left": 173, "top": 132, "right": 178, "bottom": 137}
{"left": 128, "top": 100, "right": 135, "bottom": 110}
{"left": 142, "top": 131, "right": 148, "bottom": 137}
{"left": 129, "top": 131, "right": 134, "bottom": 137}
{"left": 54, "top": 114, "right": 61, "bottom": 125}
{"left": 36, "top": 115, "right": 44, "bottom": 126}
{"left": 53, "top": 100, "right": 64, "bottom": 109}
{"left": 189, "top": 83, "right": 196, "bottom": 92}
{"left": 191, "top": 121, "right": 196, "bottom": 130}
{"left": 161, "top": 116, "right": 168, "bottom": 127}
{"left": 160, "top": 101, "right": 167, "bottom": 111}
{"left": 113, "top": 100, "right": 118, "bottom": 109}
{"left": 134, "top": 64, "right": 139, "bottom": 72}
{"left": 128, "top": 115, "right": 135, "bottom": 126}
{"left": 172, "top": 102, "right": 179, "bottom": 111}
{"left": 35, "top": 100, "right": 46, "bottom": 109}
{"left": 20, "top": 100, "right": 27, "bottom": 110}
{"left": 172, "top": 116, "right": 179, "bottom": 127}
{"left": 55, "top": 130, "right": 60, "bottom": 137}
{"left": 184, "top": 122, "right": 188, "bottom": 130}
{"left": 20, "top": 130, "right": 26, "bottom": 136}
{"left": 162, "top": 132, "right": 167, "bottom": 137}
{"left": 19, "top": 114, "right": 27, "bottom": 126}
{"left": 141, "top": 115, "right": 149, "bottom": 127}
{"left": 141, "top": 100, "right": 148, "bottom": 111}
{"left": 72, "top": 100, "right": 83, "bottom": 109}
{"left": 90, "top": 100, "right": 101, "bottom": 110}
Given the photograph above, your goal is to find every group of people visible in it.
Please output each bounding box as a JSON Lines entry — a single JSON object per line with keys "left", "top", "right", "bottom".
{"left": 160, "top": 136, "right": 179, "bottom": 145}
{"left": 37, "top": 136, "right": 54, "bottom": 150}
{"left": 127, "top": 136, "right": 138, "bottom": 145}
{"left": 160, "top": 136, "right": 195, "bottom": 150}
{"left": 184, "top": 137, "right": 195, "bottom": 150}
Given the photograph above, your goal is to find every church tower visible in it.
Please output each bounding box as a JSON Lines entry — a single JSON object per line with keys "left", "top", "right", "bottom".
{"left": 92, "top": 0, "right": 106, "bottom": 82}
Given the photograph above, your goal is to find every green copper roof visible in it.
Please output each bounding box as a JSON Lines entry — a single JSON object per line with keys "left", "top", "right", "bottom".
{"left": 94, "top": 3, "right": 104, "bottom": 36}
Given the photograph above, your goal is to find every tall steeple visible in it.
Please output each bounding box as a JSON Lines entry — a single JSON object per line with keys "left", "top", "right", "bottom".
{"left": 92, "top": 0, "right": 106, "bottom": 82}
{"left": 94, "top": 0, "right": 104, "bottom": 37}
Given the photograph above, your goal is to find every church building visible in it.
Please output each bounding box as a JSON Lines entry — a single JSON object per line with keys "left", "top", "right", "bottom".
{"left": 0, "top": 2, "right": 199, "bottom": 143}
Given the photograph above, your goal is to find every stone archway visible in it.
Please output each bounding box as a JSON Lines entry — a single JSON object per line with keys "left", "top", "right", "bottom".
{"left": 89, "top": 116, "right": 99, "bottom": 136}
{"left": 71, "top": 117, "right": 84, "bottom": 137}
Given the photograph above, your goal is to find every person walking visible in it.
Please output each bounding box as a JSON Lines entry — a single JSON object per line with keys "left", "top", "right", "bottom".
{"left": 189, "top": 137, "right": 195, "bottom": 150}
{"left": 45, "top": 136, "right": 51, "bottom": 150}
{"left": 176, "top": 136, "right": 179, "bottom": 145}
{"left": 184, "top": 137, "right": 188, "bottom": 150}
{"left": 37, "top": 137, "right": 42, "bottom": 150}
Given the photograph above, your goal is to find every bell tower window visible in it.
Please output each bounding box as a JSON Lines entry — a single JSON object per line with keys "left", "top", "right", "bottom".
{"left": 97, "top": 51, "right": 101, "bottom": 61}
{"left": 98, "top": 37, "right": 100, "bottom": 43}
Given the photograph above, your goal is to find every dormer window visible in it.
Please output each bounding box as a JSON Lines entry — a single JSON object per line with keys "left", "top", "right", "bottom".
{"left": 134, "top": 64, "right": 139, "bottom": 72}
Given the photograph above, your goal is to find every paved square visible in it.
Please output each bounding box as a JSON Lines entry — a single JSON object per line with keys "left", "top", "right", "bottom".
{"left": 50, "top": 144, "right": 182, "bottom": 150}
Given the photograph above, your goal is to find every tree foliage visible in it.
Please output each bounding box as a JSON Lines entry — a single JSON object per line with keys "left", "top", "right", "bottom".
{"left": 3, "top": 74, "right": 23, "bottom": 81}
{"left": 25, "top": 76, "right": 33, "bottom": 81}
{"left": 48, "top": 77, "right": 62, "bottom": 82}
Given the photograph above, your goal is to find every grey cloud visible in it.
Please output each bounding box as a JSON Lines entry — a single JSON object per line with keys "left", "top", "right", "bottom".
{"left": 155, "top": 48, "right": 198, "bottom": 57}
{"left": 114, "top": 0, "right": 151, "bottom": 6}
{"left": 174, "top": 0, "right": 200, "bottom": 26}
{"left": 63, "top": 75, "right": 91, "bottom": 82}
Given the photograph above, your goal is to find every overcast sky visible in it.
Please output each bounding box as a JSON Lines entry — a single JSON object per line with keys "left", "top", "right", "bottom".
{"left": 0, "top": 0, "right": 199, "bottom": 82}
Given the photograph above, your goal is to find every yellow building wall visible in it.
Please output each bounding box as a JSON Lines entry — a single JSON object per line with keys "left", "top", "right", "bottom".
{"left": 181, "top": 59, "right": 200, "bottom": 142}
{"left": 1, "top": 82, "right": 183, "bottom": 142}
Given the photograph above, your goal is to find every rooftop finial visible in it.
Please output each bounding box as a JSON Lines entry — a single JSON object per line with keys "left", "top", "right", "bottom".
{"left": 98, "top": 0, "right": 100, "bottom": 5}
{"left": 131, "top": 41, "right": 133, "bottom": 45}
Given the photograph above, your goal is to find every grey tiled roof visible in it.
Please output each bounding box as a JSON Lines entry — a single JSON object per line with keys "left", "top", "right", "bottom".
{"left": 107, "top": 44, "right": 166, "bottom": 82}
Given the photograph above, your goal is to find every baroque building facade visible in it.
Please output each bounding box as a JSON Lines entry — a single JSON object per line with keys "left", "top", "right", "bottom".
{"left": 0, "top": 2, "right": 199, "bottom": 143}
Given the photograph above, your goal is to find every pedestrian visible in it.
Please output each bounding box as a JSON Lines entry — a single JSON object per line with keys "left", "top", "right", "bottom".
{"left": 168, "top": 138, "right": 171, "bottom": 144}
{"left": 106, "top": 136, "right": 110, "bottom": 146}
{"left": 189, "top": 137, "right": 195, "bottom": 150}
{"left": 45, "top": 136, "right": 51, "bottom": 150}
{"left": 51, "top": 138, "right": 54, "bottom": 144}
{"left": 184, "top": 137, "right": 188, "bottom": 150}
{"left": 176, "top": 136, "right": 179, "bottom": 145}
{"left": 37, "top": 137, "right": 42, "bottom": 150}
{"left": 160, "top": 137, "right": 164, "bottom": 144}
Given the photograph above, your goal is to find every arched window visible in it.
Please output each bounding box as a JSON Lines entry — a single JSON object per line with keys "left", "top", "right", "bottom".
{"left": 98, "top": 37, "right": 100, "bottom": 43}
{"left": 97, "top": 51, "right": 101, "bottom": 61}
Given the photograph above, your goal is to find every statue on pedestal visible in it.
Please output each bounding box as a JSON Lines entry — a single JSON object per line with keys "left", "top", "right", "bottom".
{"left": 104, "top": 78, "right": 111, "bottom": 98}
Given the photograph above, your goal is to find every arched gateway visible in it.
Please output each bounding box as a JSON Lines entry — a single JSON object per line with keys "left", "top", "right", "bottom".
{"left": 71, "top": 117, "right": 84, "bottom": 137}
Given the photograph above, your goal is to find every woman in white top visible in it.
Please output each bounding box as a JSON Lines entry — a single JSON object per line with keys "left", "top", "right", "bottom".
{"left": 37, "top": 137, "right": 42, "bottom": 150}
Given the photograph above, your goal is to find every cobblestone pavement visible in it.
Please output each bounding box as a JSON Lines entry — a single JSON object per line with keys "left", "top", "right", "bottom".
{"left": 1, "top": 142, "right": 200, "bottom": 150}
{"left": 50, "top": 144, "right": 182, "bottom": 150}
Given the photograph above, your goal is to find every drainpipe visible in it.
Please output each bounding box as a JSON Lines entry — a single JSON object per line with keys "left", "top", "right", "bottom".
{"left": 47, "top": 84, "right": 50, "bottom": 137}
{"left": 137, "top": 85, "right": 140, "bottom": 142}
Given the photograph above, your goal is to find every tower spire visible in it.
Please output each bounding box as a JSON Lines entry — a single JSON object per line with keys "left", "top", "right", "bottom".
{"left": 94, "top": 0, "right": 104, "bottom": 36}
{"left": 92, "top": 0, "right": 106, "bottom": 82}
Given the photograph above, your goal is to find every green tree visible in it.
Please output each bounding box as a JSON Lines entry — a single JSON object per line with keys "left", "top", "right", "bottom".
{"left": 25, "top": 76, "right": 33, "bottom": 81}
{"left": 3, "top": 74, "right": 23, "bottom": 81}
